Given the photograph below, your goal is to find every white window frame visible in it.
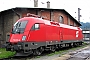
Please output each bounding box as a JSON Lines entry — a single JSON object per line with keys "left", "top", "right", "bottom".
{"left": 59, "top": 16, "right": 64, "bottom": 23}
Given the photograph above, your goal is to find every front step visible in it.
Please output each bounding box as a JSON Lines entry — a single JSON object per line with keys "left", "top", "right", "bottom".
{"left": 15, "top": 52, "right": 31, "bottom": 56}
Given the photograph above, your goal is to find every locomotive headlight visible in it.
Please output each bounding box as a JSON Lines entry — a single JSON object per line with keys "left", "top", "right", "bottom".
{"left": 22, "top": 36, "right": 26, "bottom": 41}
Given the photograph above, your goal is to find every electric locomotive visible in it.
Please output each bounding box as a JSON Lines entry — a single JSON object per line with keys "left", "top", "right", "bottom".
{"left": 5, "top": 13, "right": 83, "bottom": 56}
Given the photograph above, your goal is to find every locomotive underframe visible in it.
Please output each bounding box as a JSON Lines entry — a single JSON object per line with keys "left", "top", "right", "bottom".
{"left": 5, "top": 40, "right": 83, "bottom": 55}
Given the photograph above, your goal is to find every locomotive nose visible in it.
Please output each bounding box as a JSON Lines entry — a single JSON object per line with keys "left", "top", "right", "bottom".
{"left": 9, "top": 34, "right": 23, "bottom": 43}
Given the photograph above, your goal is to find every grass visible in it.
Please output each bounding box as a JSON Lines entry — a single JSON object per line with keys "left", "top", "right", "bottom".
{"left": 0, "top": 48, "right": 16, "bottom": 59}
{"left": 48, "top": 49, "right": 66, "bottom": 56}
{"left": 36, "top": 56, "right": 41, "bottom": 58}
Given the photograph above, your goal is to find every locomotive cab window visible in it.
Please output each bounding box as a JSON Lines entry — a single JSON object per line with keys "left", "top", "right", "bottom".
{"left": 12, "top": 20, "right": 28, "bottom": 34}
{"left": 31, "top": 23, "right": 40, "bottom": 30}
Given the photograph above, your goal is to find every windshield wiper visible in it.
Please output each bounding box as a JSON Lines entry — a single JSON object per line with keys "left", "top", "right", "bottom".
{"left": 16, "top": 28, "right": 21, "bottom": 34}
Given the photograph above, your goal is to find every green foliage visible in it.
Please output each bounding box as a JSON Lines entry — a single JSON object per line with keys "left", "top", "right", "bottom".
{"left": 47, "top": 49, "right": 66, "bottom": 56}
{"left": 83, "top": 42, "right": 89, "bottom": 45}
{"left": 80, "top": 22, "right": 90, "bottom": 29}
{"left": 0, "top": 48, "right": 16, "bottom": 59}
{"left": 36, "top": 56, "right": 41, "bottom": 58}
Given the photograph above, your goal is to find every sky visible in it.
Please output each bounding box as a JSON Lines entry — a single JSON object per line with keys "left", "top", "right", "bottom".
{"left": 0, "top": 0, "right": 90, "bottom": 23}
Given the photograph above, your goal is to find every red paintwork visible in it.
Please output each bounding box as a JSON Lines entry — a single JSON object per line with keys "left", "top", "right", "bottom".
{"left": 9, "top": 17, "right": 83, "bottom": 43}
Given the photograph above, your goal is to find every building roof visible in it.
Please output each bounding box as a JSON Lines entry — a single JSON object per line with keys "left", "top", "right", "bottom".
{"left": 0, "top": 7, "right": 81, "bottom": 26}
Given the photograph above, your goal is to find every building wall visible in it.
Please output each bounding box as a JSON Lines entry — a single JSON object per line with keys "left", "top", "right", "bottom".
{"left": 13, "top": 13, "right": 20, "bottom": 25}
{"left": 53, "top": 11, "right": 61, "bottom": 22}
{"left": 0, "top": 10, "right": 20, "bottom": 46}
{"left": 20, "top": 9, "right": 79, "bottom": 27}
{"left": 0, "top": 11, "right": 14, "bottom": 46}
{"left": 70, "top": 18, "right": 74, "bottom": 26}
{"left": 0, "top": 15, "right": 4, "bottom": 46}
{"left": 22, "top": 9, "right": 37, "bottom": 18}
{"left": 64, "top": 14, "right": 68, "bottom": 25}
{"left": 41, "top": 10, "right": 50, "bottom": 20}
{"left": 3, "top": 12, "right": 13, "bottom": 41}
{"left": 53, "top": 11, "right": 68, "bottom": 24}
{"left": 21, "top": 9, "right": 51, "bottom": 20}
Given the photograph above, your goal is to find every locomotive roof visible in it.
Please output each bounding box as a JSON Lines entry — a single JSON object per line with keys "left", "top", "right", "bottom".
{"left": 20, "top": 17, "right": 79, "bottom": 30}
{"left": 43, "top": 19, "right": 78, "bottom": 30}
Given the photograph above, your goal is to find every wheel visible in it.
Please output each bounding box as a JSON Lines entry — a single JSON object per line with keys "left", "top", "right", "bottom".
{"left": 33, "top": 47, "right": 44, "bottom": 55}
{"left": 40, "top": 47, "right": 44, "bottom": 52}
{"left": 33, "top": 49, "right": 41, "bottom": 55}
{"left": 50, "top": 46, "right": 56, "bottom": 52}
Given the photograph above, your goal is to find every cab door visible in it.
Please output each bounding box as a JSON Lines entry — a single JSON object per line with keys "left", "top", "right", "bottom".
{"left": 28, "top": 23, "right": 46, "bottom": 42}
{"left": 60, "top": 27, "right": 63, "bottom": 41}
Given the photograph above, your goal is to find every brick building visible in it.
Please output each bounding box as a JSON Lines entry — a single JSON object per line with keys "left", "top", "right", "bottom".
{"left": 0, "top": 7, "right": 81, "bottom": 46}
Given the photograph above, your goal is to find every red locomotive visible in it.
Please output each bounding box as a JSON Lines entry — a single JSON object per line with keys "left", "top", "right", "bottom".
{"left": 5, "top": 13, "right": 83, "bottom": 56}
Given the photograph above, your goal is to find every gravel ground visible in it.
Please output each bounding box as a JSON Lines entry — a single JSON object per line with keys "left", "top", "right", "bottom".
{"left": 27, "top": 53, "right": 60, "bottom": 60}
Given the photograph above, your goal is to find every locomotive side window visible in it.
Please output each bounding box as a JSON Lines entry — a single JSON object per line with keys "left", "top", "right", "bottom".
{"left": 31, "top": 23, "right": 40, "bottom": 30}
{"left": 35, "top": 24, "right": 40, "bottom": 29}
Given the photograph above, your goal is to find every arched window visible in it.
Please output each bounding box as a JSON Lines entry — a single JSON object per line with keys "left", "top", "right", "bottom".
{"left": 59, "top": 16, "right": 64, "bottom": 23}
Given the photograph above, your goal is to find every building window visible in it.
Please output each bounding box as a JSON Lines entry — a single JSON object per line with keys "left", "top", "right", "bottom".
{"left": 74, "top": 22, "right": 76, "bottom": 27}
{"left": 59, "top": 16, "right": 64, "bottom": 23}
{"left": 68, "top": 17, "right": 70, "bottom": 25}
